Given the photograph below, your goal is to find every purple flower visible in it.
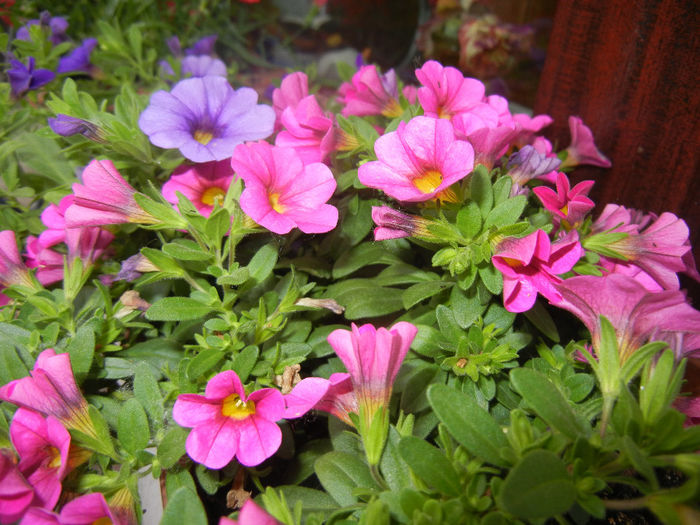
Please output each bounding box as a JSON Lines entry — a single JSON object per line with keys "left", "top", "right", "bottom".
{"left": 138, "top": 76, "right": 275, "bottom": 162}
{"left": 185, "top": 35, "right": 217, "bottom": 56}
{"left": 506, "top": 145, "right": 561, "bottom": 192}
{"left": 16, "top": 12, "right": 68, "bottom": 46}
{"left": 7, "top": 57, "right": 55, "bottom": 97}
{"left": 56, "top": 38, "right": 98, "bottom": 75}
{"left": 180, "top": 55, "right": 227, "bottom": 78}
{"left": 48, "top": 114, "right": 104, "bottom": 142}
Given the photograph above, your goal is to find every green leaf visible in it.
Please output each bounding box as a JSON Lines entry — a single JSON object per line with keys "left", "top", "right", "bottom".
{"left": 186, "top": 350, "right": 224, "bottom": 382}
{"left": 146, "top": 297, "right": 214, "bottom": 321}
{"left": 134, "top": 363, "right": 164, "bottom": 426}
{"left": 273, "top": 486, "right": 339, "bottom": 516}
{"left": 160, "top": 487, "right": 207, "bottom": 525}
{"left": 333, "top": 242, "right": 402, "bottom": 279}
{"left": 510, "top": 368, "right": 591, "bottom": 440}
{"left": 315, "top": 451, "right": 377, "bottom": 506}
{"left": 402, "top": 281, "right": 451, "bottom": 309}
{"left": 523, "top": 301, "right": 559, "bottom": 342}
{"left": 398, "top": 436, "right": 462, "bottom": 496}
{"left": 456, "top": 202, "right": 482, "bottom": 238}
{"left": 483, "top": 195, "right": 527, "bottom": 229}
{"left": 66, "top": 325, "right": 95, "bottom": 384}
{"left": 204, "top": 207, "right": 231, "bottom": 244}
{"left": 469, "top": 165, "right": 493, "bottom": 216}
{"left": 246, "top": 243, "right": 278, "bottom": 285}
{"left": 0, "top": 344, "right": 31, "bottom": 385}
{"left": 497, "top": 450, "right": 576, "bottom": 519}
{"left": 157, "top": 426, "right": 189, "bottom": 469}
{"left": 232, "top": 345, "right": 259, "bottom": 383}
{"left": 162, "top": 240, "right": 212, "bottom": 261}
{"left": 478, "top": 264, "right": 503, "bottom": 295}
{"left": 117, "top": 398, "right": 150, "bottom": 454}
{"left": 326, "top": 279, "right": 404, "bottom": 319}
{"left": 427, "top": 384, "right": 509, "bottom": 467}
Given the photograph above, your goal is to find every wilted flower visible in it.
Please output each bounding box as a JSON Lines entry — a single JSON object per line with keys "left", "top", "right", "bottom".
{"left": 7, "top": 57, "right": 55, "bottom": 97}
{"left": 337, "top": 65, "right": 402, "bottom": 118}
{"left": 162, "top": 160, "right": 235, "bottom": 217}
{"left": 48, "top": 114, "right": 104, "bottom": 142}
{"left": 358, "top": 116, "right": 474, "bottom": 202}
{"left": 56, "top": 38, "right": 98, "bottom": 75}
{"left": 492, "top": 230, "right": 583, "bottom": 313}
{"left": 561, "top": 116, "right": 611, "bottom": 168}
{"left": 231, "top": 141, "right": 338, "bottom": 234}
{"left": 138, "top": 76, "right": 275, "bottom": 162}
{"left": 371, "top": 206, "right": 432, "bottom": 241}
{"left": 506, "top": 145, "right": 562, "bottom": 194}
{"left": 414, "top": 60, "right": 485, "bottom": 119}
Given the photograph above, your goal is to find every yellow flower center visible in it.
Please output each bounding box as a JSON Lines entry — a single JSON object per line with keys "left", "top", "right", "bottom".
{"left": 201, "top": 186, "right": 226, "bottom": 206}
{"left": 268, "top": 192, "right": 286, "bottom": 213}
{"left": 560, "top": 204, "right": 569, "bottom": 215}
{"left": 437, "top": 106, "right": 450, "bottom": 119}
{"left": 381, "top": 99, "right": 403, "bottom": 118}
{"left": 193, "top": 129, "right": 214, "bottom": 145}
{"left": 92, "top": 518, "right": 113, "bottom": 525}
{"left": 47, "top": 446, "right": 62, "bottom": 469}
{"left": 413, "top": 170, "right": 443, "bottom": 194}
{"left": 221, "top": 394, "right": 256, "bottom": 420}
{"left": 501, "top": 257, "right": 523, "bottom": 268}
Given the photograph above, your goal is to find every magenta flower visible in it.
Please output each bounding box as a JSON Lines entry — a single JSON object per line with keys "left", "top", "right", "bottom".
{"left": 173, "top": 370, "right": 287, "bottom": 468}
{"left": 272, "top": 72, "right": 309, "bottom": 129}
{"left": 674, "top": 395, "right": 700, "bottom": 427}
{"left": 65, "top": 159, "right": 157, "bottom": 227}
{"left": 25, "top": 237, "right": 65, "bottom": 286}
{"left": 554, "top": 273, "right": 700, "bottom": 362}
{"left": 275, "top": 94, "right": 336, "bottom": 164}
{"left": 0, "top": 349, "right": 94, "bottom": 438}
{"left": 0, "top": 452, "right": 34, "bottom": 524}
{"left": 220, "top": 500, "right": 280, "bottom": 525}
{"left": 20, "top": 491, "right": 124, "bottom": 525}
{"left": 0, "top": 230, "right": 35, "bottom": 290}
{"left": 561, "top": 116, "right": 611, "bottom": 168}
{"left": 358, "top": 116, "right": 474, "bottom": 202}
{"left": 139, "top": 76, "right": 275, "bottom": 162}
{"left": 414, "top": 60, "right": 485, "bottom": 119}
{"left": 231, "top": 141, "right": 338, "bottom": 234}
{"left": 10, "top": 409, "right": 71, "bottom": 509}
{"left": 337, "top": 65, "right": 402, "bottom": 118}
{"left": 162, "top": 160, "right": 235, "bottom": 217}
{"left": 533, "top": 172, "right": 595, "bottom": 229}
{"left": 312, "top": 373, "right": 357, "bottom": 427}
{"left": 281, "top": 377, "right": 331, "bottom": 420}
{"left": 492, "top": 230, "right": 583, "bottom": 313}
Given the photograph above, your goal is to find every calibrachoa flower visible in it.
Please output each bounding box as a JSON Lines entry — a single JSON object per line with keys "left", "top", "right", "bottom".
{"left": 65, "top": 159, "right": 158, "bottom": 227}
{"left": 310, "top": 372, "right": 357, "bottom": 427}
{"left": 0, "top": 452, "right": 34, "bottom": 524}
{"left": 138, "top": 76, "right": 275, "bottom": 162}
{"left": 56, "top": 38, "right": 98, "bottom": 75}
{"left": 327, "top": 322, "right": 417, "bottom": 463}
{"left": 7, "top": 57, "right": 55, "bottom": 98}
{"left": 0, "top": 230, "right": 35, "bottom": 290}
{"left": 358, "top": 116, "right": 474, "bottom": 202}
{"left": 415, "top": 60, "right": 485, "bottom": 119}
{"left": 180, "top": 55, "right": 227, "bottom": 78}
{"left": 20, "top": 491, "right": 126, "bottom": 525}
{"left": 16, "top": 11, "right": 68, "bottom": 45}
{"left": 173, "top": 370, "right": 287, "bottom": 468}
{"left": 48, "top": 115, "right": 105, "bottom": 142}
{"left": 371, "top": 205, "right": 433, "bottom": 241}
{"left": 25, "top": 237, "right": 65, "bottom": 286}
{"left": 231, "top": 141, "right": 338, "bottom": 234}
{"left": 554, "top": 273, "right": 700, "bottom": 362}
{"left": 10, "top": 408, "right": 71, "bottom": 509}
{"left": 272, "top": 72, "right": 309, "bottom": 129}
{"left": 505, "top": 145, "right": 562, "bottom": 195}
{"left": 492, "top": 229, "right": 583, "bottom": 313}
{"left": 561, "top": 116, "right": 611, "bottom": 168}
{"left": 337, "top": 65, "right": 402, "bottom": 118}
{"left": 162, "top": 160, "right": 235, "bottom": 217}
{"left": 275, "top": 94, "right": 336, "bottom": 164}
{"left": 220, "top": 500, "right": 280, "bottom": 525}
{"left": 533, "top": 171, "right": 595, "bottom": 229}
{"left": 0, "top": 349, "right": 95, "bottom": 438}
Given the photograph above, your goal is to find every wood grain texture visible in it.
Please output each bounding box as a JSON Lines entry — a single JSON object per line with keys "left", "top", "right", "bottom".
{"left": 534, "top": 0, "right": 700, "bottom": 297}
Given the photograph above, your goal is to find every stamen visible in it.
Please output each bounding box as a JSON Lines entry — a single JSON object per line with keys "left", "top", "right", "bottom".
{"left": 193, "top": 129, "right": 214, "bottom": 145}
{"left": 268, "top": 192, "right": 286, "bottom": 213}
{"left": 201, "top": 186, "right": 226, "bottom": 206}
{"left": 413, "top": 170, "right": 443, "bottom": 194}
{"left": 221, "top": 394, "right": 256, "bottom": 420}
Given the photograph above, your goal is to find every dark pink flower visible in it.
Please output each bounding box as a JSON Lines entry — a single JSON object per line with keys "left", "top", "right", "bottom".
{"left": 312, "top": 373, "right": 357, "bottom": 427}
{"left": 358, "top": 116, "right": 474, "bottom": 202}
{"left": 20, "top": 491, "right": 125, "bottom": 525}
{"left": 492, "top": 230, "right": 583, "bottom": 313}
{"left": 673, "top": 395, "right": 700, "bottom": 427}
{"left": 414, "top": 60, "right": 484, "bottom": 119}
{"left": 173, "top": 370, "right": 287, "bottom": 468}
{"left": 274, "top": 95, "right": 336, "bottom": 164}
{"left": 272, "top": 72, "right": 309, "bottom": 130}
{"left": 231, "top": 141, "right": 338, "bottom": 235}
{"left": 162, "top": 160, "right": 235, "bottom": 217}
{"left": 533, "top": 172, "right": 595, "bottom": 229}
{"left": 561, "top": 116, "right": 611, "bottom": 168}
{"left": 220, "top": 500, "right": 280, "bottom": 525}
{"left": 25, "top": 237, "right": 64, "bottom": 286}
{"left": 0, "top": 452, "right": 34, "bottom": 524}
{"left": 0, "top": 230, "right": 35, "bottom": 290}
{"left": 338, "top": 65, "right": 402, "bottom": 118}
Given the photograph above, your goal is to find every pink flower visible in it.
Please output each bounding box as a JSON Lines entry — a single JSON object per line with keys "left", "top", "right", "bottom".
{"left": 219, "top": 500, "right": 280, "bottom": 525}
{"left": 337, "top": 65, "right": 402, "bottom": 118}
{"left": 0, "top": 349, "right": 94, "bottom": 438}
{"left": 371, "top": 206, "right": 432, "bottom": 241}
{"left": 327, "top": 322, "right": 417, "bottom": 428}
{"left": 415, "top": 60, "right": 485, "bottom": 119}
{"left": 20, "top": 492, "right": 124, "bottom": 525}
{"left": 451, "top": 104, "right": 519, "bottom": 170}
{"left": 231, "top": 141, "right": 338, "bottom": 235}
{"left": 281, "top": 377, "right": 331, "bottom": 420}
{"left": 25, "top": 237, "right": 65, "bottom": 286}
{"left": 312, "top": 373, "right": 357, "bottom": 427}
{"left": 492, "top": 230, "right": 583, "bottom": 313}
{"left": 274, "top": 95, "right": 336, "bottom": 164}
{"left": 65, "top": 159, "right": 158, "bottom": 227}
{"left": 173, "top": 370, "right": 287, "bottom": 468}
{"left": 0, "top": 230, "right": 34, "bottom": 290}
{"left": 561, "top": 116, "right": 611, "bottom": 168}
{"left": 10, "top": 409, "right": 71, "bottom": 509}
{"left": 533, "top": 172, "right": 595, "bottom": 229}
{"left": 0, "top": 452, "right": 34, "bottom": 524}
{"left": 673, "top": 395, "right": 700, "bottom": 427}
{"left": 272, "top": 72, "right": 308, "bottom": 129}
{"left": 162, "top": 160, "right": 235, "bottom": 217}
{"left": 554, "top": 273, "right": 700, "bottom": 362}
{"left": 358, "top": 116, "right": 474, "bottom": 202}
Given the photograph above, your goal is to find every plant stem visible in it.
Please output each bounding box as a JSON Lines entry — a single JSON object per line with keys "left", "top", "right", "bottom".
{"left": 603, "top": 496, "right": 647, "bottom": 510}
{"left": 369, "top": 463, "right": 389, "bottom": 491}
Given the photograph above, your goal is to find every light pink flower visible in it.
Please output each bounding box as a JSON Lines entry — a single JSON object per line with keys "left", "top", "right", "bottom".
{"left": 533, "top": 172, "right": 595, "bottom": 229}
{"left": 561, "top": 116, "right": 611, "bottom": 168}
{"left": 20, "top": 492, "right": 123, "bottom": 525}
{"left": 402, "top": 84, "right": 418, "bottom": 105}
{"left": 10, "top": 409, "right": 71, "bottom": 510}
{"left": 337, "top": 65, "right": 402, "bottom": 118}
{"left": 231, "top": 141, "right": 338, "bottom": 235}
{"left": 554, "top": 273, "right": 700, "bottom": 362}
{"left": 0, "top": 452, "right": 34, "bottom": 524}
{"left": 272, "top": 72, "right": 309, "bottom": 129}
{"left": 173, "top": 370, "right": 287, "bottom": 468}
{"left": 65, "top": 160, "right": 157, "bottom": 227}
{"left": 492, "top": 230, "right": 583, "bottom": 313}
{"left": 274, "top": 95, "right": 336, "bottom": 164}
{"left": 281, "top": 377, "right": 331, "bottom": 419}
{"left": 415, "top": 60, "right": 485, "bottom": 119}
{"left": 0, "top": 349, "right": 94, "bottom": 438}
{"left": 327, "top": 322, "right": 417, "bottom": 428}
{"left": 162, "top": 160, "right": 235, "bottom": 217}
{"left": 219, "top": 500, "right": 280, "bottom": 525}
{"left": 358, "top": 116, "right": 474, "bottom": 202}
